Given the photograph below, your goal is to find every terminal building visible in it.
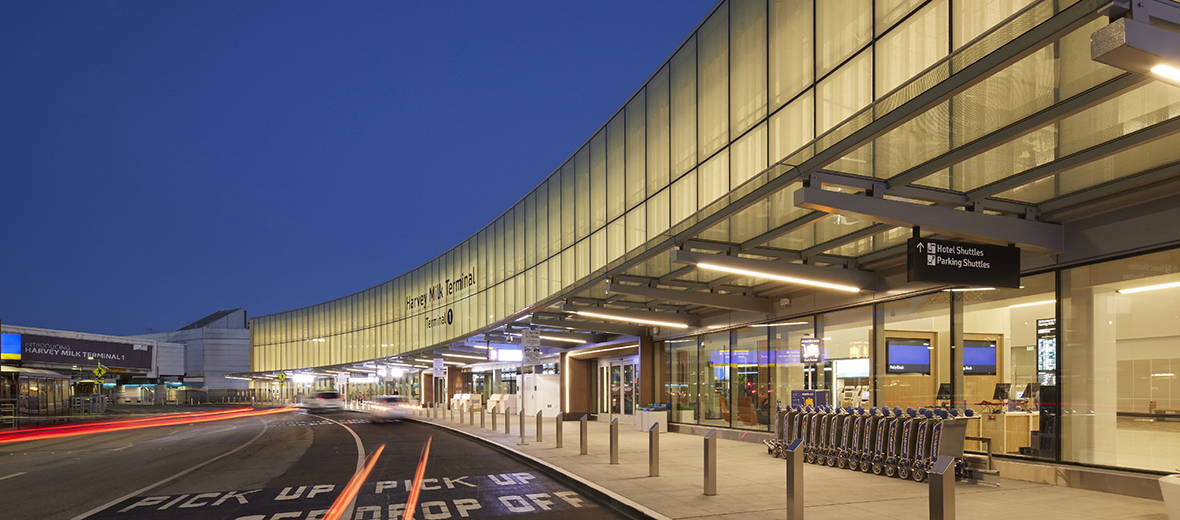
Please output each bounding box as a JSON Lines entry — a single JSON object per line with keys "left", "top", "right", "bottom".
{"left": 238, "top": 0, "right": 1180, "bottom": 483}
{"left": 1, "top": 309, "right": 251, "bottom": 415}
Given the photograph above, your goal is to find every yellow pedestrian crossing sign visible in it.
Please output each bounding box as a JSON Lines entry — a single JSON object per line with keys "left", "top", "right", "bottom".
{"left": 93, "top": 366, "right": 107, "bottom": 378}
{"left": 277, "top": 373, "right": 286, "bottom": 382}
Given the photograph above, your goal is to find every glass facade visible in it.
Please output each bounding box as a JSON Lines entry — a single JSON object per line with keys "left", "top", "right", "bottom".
{"left": 249, "top": 0, "right": 1180, "bottom": 475}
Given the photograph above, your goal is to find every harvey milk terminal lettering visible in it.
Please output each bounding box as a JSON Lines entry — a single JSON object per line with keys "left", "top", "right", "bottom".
{"left": 406, "top": 268, "right": 477, "bottom": 310}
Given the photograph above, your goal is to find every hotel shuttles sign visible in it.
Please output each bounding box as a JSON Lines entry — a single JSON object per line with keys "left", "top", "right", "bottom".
{"left": 907, "top": 237, "right": 1020, "bottom": 288}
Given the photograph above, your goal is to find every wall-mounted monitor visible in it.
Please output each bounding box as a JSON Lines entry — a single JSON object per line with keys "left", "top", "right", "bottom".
{"left": 963, "top": 340, "right": 997, "bottom": 375}
{"left": 886, "top": 338, "right": 931, "bottom": 374}
{"left": 834, "top": 358, "right": 871, "bottom": 378}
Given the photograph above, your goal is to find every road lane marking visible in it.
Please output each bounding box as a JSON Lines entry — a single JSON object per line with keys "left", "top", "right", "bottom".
{"left": 69, "top": 416, "right": 273, "bottom": 520}
{"left": 0, "top": 471, "right": 27, "bottom": 481}
{"left": 310, "top": 414, "right": 368, "bottom": 520}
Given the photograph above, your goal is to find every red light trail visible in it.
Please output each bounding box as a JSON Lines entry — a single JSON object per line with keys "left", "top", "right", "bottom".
{"left": 0, "top": 407, "right": 296, "bottom": 445}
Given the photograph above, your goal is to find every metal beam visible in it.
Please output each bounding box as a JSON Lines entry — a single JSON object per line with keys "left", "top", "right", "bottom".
{"left": 530, "top": 316, "right": 646, "bottom": 337}
{"left": 1039, "top": 160, "right": 1180, "bottom": 216}
{"left": 606, "top": 283, "right": 771, "bottom": 313}
{"left": 560, "top": 303, "right": 700, "bottom": 329}
{"left": 795, "top": 187, "right": 1063, "bottom": 253}
{"left": 967, "top": 115, "right": 1180, "bottom": 201}
{"left": 671, "top": 249, "right": 876, "bottom": 292}
{"left": 886, "top": 73, "right": 1150, "bottom": 189}
{"left": 795, "top": 0, "right": 1099, "bottom": 178}
{"left": 739, "top": 211, "right": 828, "bottom": 250}
{"left": 801, "top": 223, "right": 895, "bottom": 258}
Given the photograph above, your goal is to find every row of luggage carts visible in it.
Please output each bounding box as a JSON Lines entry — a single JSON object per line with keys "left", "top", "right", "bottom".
{"left": 764, "top": 405, "right": 973, "bottom": 482}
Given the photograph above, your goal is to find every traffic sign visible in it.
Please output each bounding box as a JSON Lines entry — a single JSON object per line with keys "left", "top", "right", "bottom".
{"left": 94, "top": 379, "right": 104, "bottom": 385}
{"left": 93, "top": 366, "right": 107, "bottom": 378}
{"left": 907, "top": 237, "right": 1020, "bottom": 288}
{"left": 277, "top": 372, "right": 286, "bottom": 382}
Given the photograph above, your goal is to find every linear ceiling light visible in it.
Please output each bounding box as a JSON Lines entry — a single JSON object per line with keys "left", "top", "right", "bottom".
{"left": 942, "top": 287, "right": 995, "bottom": 292}
{"left": 574, "top": 310, "right": 691, "bottom": 329}
{"left": 751, "top": 321, "right": 810, "bottom": 327}
{"left": 569, "top": 344, "right": 639, "bottom": 358}
{"left": 1008, "top": 300, "right": 1055, "bottom": 309}
{"left": 508, "top": 332, "right": 587, "bottom": 344}
{"left": 442, "top": 353, "right": 486, "bottom": 360}
{"left": 1117, "top": 281, "right": 1180, "bottom": 294}
{"left": 696, "top": 261, "right": 861, "bottom": 292}
{"left": 672, "top": 250, "right": 869, "bottom": 293}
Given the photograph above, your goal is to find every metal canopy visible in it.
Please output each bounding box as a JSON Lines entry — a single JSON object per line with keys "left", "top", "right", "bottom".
{"left": 606, "top": 282, "right": 770, "bottom": 314}
{"left": 670, "top": 249, "right": 877, "bottom": 292}
{"left": 794, "top": 187, "right": 1064, "bottom": 253}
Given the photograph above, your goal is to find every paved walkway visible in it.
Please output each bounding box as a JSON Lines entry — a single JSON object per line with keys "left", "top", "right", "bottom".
{"left": 411, "top": 408, "right": 1168, "bottom": 520}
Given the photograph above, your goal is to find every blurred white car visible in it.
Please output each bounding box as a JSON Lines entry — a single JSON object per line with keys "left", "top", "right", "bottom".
{"left": 304, "top": 390, "right": 344, "bottom": 412}
{"left": 369, "top": 395, "right": 413, "bottom": 423}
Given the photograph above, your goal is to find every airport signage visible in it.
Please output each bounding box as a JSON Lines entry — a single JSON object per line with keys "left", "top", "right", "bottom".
{"left": 521, "top": 330, "right": 541, "bottom": 365}
{"left": 9, "top": 333, "right": 152, "bottom": 370}
{"left": 801, "top": 337, "right": 822, "bottom": 363}
{"left": 906, "top": 238, "right": 1020, "bottom": 288}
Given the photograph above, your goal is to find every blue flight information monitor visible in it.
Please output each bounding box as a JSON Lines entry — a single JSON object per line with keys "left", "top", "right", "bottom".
{"left": 963, "top": 340, "right": 997, "bottom": 375}
{"left": 886, "top": 338, "right": 930, "bottom": 374}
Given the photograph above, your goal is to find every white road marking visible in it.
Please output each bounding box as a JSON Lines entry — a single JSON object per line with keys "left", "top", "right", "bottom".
{"left": 69, "top": 417, "right": 272, "bottom": 520}
{"left": 309, "top": 414, "right": 367, "bottom": 520}
{"left": 0, "top": 472, "right": 28, "bottom": 481}
{"left": 111, "top": 444, "right": 135, "bottom": 452}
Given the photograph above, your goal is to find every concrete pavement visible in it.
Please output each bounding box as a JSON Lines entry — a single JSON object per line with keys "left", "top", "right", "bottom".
{"left": 412, "top": 407, "right": 1168, "bottom": 520}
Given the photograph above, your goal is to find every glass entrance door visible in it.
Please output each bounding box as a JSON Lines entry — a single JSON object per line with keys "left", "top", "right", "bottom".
{"left": 598, "top": 358, "right": 637, "bottom": 424}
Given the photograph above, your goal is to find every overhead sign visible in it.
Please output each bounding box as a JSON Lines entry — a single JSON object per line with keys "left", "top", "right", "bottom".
{"left": 521, "top": 330, "right": 541, "bottom": 365}
{"left": 906, "top": 238, "right": 1020, "bottom": 288}
{"left": 801, "top": 337, "right": 822, "bottom": 363}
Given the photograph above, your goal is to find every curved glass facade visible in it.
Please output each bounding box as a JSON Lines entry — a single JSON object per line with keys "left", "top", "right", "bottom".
{"left": 252, "top": 0, "right": 1180, "bottom": 383}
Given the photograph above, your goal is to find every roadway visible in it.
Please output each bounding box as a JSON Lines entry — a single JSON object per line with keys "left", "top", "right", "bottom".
{"left": 0, "top": 407, "right": 628, "bottom": 520}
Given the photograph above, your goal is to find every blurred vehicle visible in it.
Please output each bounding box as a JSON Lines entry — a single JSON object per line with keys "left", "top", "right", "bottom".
{"left": 304, "top": 390, "right": 343, "bottom": 412}
{"left": 369, "top": 395, "right": 413, "bottom": 423}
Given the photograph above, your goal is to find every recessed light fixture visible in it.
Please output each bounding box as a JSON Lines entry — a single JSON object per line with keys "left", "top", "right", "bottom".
{"left": 1117, "top": 281, "right": 1180, "bottom": 294}
{"left": 575, "top": 310, "right": 691, "bottom": 329}
{"left": 1009, "top": 300, "right": 1055, "bottom": 309}
{"left": 1152, "top": 64, "right": 1180, "bottom": 82}
{"left": 696, "top": 262, "right": 861, "bottom": 293}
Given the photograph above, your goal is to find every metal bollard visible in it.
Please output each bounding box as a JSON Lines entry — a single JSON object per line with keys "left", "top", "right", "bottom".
{"left": 460, "top": 404, "right": 465, "bottom": 424}
{"left": 433, "top": 402, "right": 437, "bottom": 420}
{"left": 492, "top": 406, "right": 498, "bottom": 430}
{"left": 610, "top": 418, "right": 619, "bottom": 464}
{"left": 786, "top": 438, "right": 804, "bottom": 520}
{"left": 556, "top": 412, "right": 564, "bottom": 448}
{"left": 580, "top": 414, "right": 589, "bottom": 455}
{"left": 450, "top": 405, "right": 454, "bottom": 422}
{"left": 469, "top": 405, "right": 474, "bottom": 425}
{"left": 505, "top": 407, "right": 511, "bottom": 435}
{"left": 480, "top": 406, "right": 485, "bottom": 428}
{"left": 536, "top": 410, "right": 543, "bottom": 442}
{"left": 649, "top": 423, "right": 660, "bottom": 477}
{"left": 518, "top": 410, "right": 527, "bottom": 445}
{"left": 929, "top": 456, "right": 956, "bottom": 520}
{"left": 704, "top": 429, "right": 718, "bottom": 496}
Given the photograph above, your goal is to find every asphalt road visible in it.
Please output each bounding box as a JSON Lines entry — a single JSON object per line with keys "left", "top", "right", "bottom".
{"left": 0, "top": 409, "right": 628, "bottom": 520}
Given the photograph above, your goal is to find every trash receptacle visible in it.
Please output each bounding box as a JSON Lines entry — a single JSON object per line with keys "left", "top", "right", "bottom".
{"left": 1161, "top": 475, "right": 1180, "bottom": 520}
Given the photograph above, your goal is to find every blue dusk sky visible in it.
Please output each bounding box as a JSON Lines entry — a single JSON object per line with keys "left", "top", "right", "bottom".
{"left": 1, "top": 1, "right": 717, "bottom": 336}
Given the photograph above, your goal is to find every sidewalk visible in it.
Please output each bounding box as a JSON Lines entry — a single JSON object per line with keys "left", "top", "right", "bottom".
{"left": 413, "top": 408, "right": 1168, "bottom": 520}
